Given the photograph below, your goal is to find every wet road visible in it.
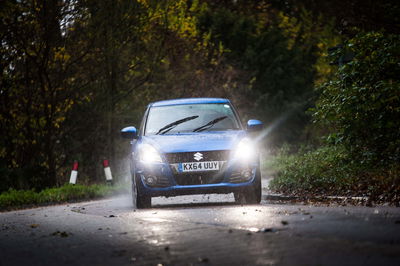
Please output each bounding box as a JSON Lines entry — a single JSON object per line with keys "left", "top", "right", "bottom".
{"left": 1, "top": 192, "right": 400, "bottom": 266}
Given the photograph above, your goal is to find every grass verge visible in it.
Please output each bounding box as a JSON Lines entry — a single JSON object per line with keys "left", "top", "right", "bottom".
{"left": 267, "top": 145, "right": 400, "bottom": 203}
{"left": 0, "top": 183, "right": 127, "bottom": 211}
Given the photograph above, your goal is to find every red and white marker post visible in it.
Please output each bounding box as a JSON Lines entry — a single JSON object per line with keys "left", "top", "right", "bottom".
{"left": 69, "top": 161, "right": 79, "bottom": 184}
{"left": 103, "top": 159, "right": 113, "bottom": 184}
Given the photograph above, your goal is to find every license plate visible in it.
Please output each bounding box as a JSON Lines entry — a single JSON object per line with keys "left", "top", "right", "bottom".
{"left": 179, "top": 161, "right": 220, "bottom": 172}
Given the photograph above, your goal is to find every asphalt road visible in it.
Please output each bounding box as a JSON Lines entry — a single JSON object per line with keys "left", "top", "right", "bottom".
{"left": 1, "top": 189, "right": 400, "bottom": 266}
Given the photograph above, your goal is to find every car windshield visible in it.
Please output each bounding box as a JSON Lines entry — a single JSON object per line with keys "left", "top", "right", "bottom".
{"left": 145, "top": 103, "right": 241, "bottom": 135}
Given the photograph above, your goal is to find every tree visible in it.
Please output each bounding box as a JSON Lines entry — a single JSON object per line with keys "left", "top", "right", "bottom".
{"left": 0, "top": 0, "right": 92, "bottom": 189}
{"left": 196, "top": 4, "right": 338, "bottom": 145}
{"left": 314, "top": 32, "right": 400, "bottom": 164}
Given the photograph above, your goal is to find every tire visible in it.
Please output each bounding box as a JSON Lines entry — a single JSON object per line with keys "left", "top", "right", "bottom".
{"left": 234, "top": 168, "right": 261, "bottom": 204}
{"left": 233, "top": 191, "right": 247, "bottom": 204}
{"left": 132, "top": 175, "right": 151, "bottom": 209}
{"left": 247, "top": 171, "right": 261, "bottom": 204}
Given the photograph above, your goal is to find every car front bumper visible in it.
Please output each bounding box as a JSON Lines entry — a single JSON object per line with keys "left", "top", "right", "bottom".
{"left": 134, "top": 160, "right": 259, "bottom": 197}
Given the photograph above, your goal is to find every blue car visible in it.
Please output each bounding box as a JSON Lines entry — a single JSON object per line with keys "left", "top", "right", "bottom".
{"left": 121, "top": 98, "right": 263, "bottom": 208}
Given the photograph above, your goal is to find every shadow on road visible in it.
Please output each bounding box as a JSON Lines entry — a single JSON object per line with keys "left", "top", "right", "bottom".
{"left": 151, "top": 201, "right": 237, "bottom": 209}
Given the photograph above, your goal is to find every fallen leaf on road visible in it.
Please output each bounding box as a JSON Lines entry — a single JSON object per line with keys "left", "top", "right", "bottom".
{"left": 51, "top": 231, "right": 70, "bottom": 237}
{"left": 111, "top": 249, "right": 127, "bottom": 257}
{"left": 60, "top": 231, "right": 69, "bottom": 237}
{"left": 261, "top": 228, "right": 275, "bottom": 233}
{"left": 198, "top": 257, "right": 209, "bottom": 263}
{"left": 30, "top": 224, "right": 39, "bottom": 228}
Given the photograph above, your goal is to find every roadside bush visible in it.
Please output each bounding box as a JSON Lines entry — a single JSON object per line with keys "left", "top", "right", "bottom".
{"left": 269, "top": 145, "right": 352, "bottom": 194}
{"left": 268, "top": 145, "right": 400, "bottom": 202}
{"left": 313, "top": 31, "right": 400, "bottom": 165}
{"left": 0, "top": 184, "right": 125, "bottom": 211}
{"left": 270, "top": 31, "right": 400, "bottom": 203}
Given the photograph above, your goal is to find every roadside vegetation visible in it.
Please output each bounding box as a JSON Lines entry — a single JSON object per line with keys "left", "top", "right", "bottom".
{"left": 1, "top": 1, "right": 398, "bottom": 203}
{"left": 268, "top": 32, "right": 400, "bottom": 203}
{"left": 0, "top": 184, "right": 126, "bottom": 211}
{"left": 268, "top": 145, "right": 400, "bottom": 203}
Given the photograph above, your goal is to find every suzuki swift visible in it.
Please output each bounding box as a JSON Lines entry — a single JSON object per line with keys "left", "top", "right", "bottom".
{"left": 121, "top": 98, "right": 263, "bottom": 208}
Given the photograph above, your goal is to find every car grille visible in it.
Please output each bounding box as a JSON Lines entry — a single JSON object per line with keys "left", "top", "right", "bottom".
{"left": 165, "top": 150, "right": 230, "bottom": 186}
{"left": 165, "top": 150, "right": 230, "bottom": 163}
{"left": 174, "top": 172, "right": 224, "bottom": 186}
{"left": 153, "top": 175, "right": 171, "bottom": 187}
{"left": 229, "top": 170, "right": 243, "bottom": 183}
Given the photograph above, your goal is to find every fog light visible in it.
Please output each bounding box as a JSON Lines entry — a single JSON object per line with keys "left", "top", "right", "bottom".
{"left": 146, "top": 175, "right": 157, "bottom": 185}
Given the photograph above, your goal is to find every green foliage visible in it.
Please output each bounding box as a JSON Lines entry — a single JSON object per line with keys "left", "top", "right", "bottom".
{"left": 269, "top": 31, "right": 400, "bottom": 201}
{"left": 269, "top": 145, "right": 351, "bottom": 193}
{"left": 314, "top": 32, "right": 400, "bottom": 164}
{"left": 197, "top": 6, "right": 338, "bottom": 145}
{"left": 1, "top": 0, "right": 218, "bottom": 190}
{"left": 269, "top": 0, "right": 400, "bottom": 35}
{"left": 0, "top": 0, "right": 98, "bottom": 189}
{"left": 0, "top": 184, "right": 124, "bottom": 211}
{"left": 269, "top": 145, "right": 400, "bottom": 201}
{"left": 5, "top": 0, "right": 395, "bottom": 196}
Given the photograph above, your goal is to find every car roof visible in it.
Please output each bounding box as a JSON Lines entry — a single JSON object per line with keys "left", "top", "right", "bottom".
{"left": 150, "top": 98, "right": 230, "bottom": 107}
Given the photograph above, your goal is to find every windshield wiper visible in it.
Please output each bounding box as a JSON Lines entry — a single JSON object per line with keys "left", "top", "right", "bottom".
{"left": 156, "top": 115, "right": 199, "bottom": 135}
{"left": 193, "top": 116, "right": 227, "bottom": 132}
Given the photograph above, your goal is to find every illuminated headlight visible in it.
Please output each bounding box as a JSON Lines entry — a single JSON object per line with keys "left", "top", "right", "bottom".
{"left": 234, "top": 138, "right": 256, "bottom": 161}
{"left": 139, "top": 144, "right": 163, "bottom": 163}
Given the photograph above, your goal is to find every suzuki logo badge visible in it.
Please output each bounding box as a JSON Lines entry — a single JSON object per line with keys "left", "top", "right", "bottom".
{"left": 194, "top": 152, "right": 203, "bottom": 161}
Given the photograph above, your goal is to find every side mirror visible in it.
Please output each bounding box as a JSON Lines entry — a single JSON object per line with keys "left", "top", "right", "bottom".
{"left": 247, "top": 119, "right": 263, "bottom": 132}
{"left": 121, "top": 126, "right": 138, "bottom": 139}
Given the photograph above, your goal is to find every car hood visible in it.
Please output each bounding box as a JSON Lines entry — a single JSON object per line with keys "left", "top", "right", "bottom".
{"left": 141, "top": 131, "right": 246, "bottom": 153}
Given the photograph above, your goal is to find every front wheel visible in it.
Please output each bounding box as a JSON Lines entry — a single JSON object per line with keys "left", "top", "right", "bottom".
{"left": 234, "top": 169, "right": 261, "bottom": 204}
{"left": 132, "top": 175, "right": 151, "bottom": 209}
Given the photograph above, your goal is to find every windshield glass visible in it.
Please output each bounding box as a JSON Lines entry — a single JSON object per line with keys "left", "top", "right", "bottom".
{"left": 145, "top": 103, "right": 241, "bottom": 135}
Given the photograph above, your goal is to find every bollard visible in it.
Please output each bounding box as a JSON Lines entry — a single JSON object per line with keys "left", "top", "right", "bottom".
{"left": 69, "top": 161, "right": 78, "bottom": 184}
{"left": 103, "top": 159, "right": 113, "bottom": 184}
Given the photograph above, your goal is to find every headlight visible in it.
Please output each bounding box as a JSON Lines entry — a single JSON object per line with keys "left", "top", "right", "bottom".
{"left": 139, "top": 144, "right": 163, "bottom": 163}
{"left": 234, "top": 138, "right": 256, "bottom": 161}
